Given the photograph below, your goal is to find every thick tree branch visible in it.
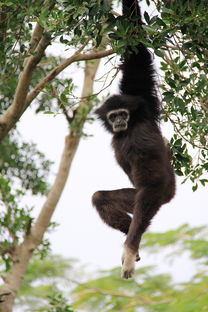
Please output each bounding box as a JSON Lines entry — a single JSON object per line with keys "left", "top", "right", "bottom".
{"left": 0, "top": 134, "right": 79, "bottom": 312}
{"left": 27, "top": 23, "right": 44, "bottom": 53}
{"left": 0, "top": 292, "right": 11, "bottom": 303}
{"left": 0, "top": 0, "right": 56, "bottom": 141}
{"left": 30, "top": 135, "right": 79, "bottom": 246}
{"left": 0, "top": 32, "right": 51, "bottom": 140}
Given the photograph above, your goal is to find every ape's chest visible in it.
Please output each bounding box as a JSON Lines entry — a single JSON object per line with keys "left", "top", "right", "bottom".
{"left": 112, "top": 136, "right": 136, "bottom": 178}
{"left": 115, "top": 150, "right": 131, "bottom": 173}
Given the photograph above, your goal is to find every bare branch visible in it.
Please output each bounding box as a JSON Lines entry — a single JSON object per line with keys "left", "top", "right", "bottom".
{"left": 77, "top": 48, "right": 114, "bottom": 62}
{"left": 111, "top": 10, "right": 121, "bottom": 17}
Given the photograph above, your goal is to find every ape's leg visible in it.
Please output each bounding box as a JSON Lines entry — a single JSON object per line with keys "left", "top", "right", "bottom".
{"left": 92, "top": 188, "right": 136, "bottom": 235}
{"left": 122, "top": 185, "right": 164, "bottom": 279}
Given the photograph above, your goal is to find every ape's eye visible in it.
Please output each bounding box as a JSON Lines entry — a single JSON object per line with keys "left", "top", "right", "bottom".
{"left": 109, "top": 113, "right": 116, "bottom": 121}
{"left": 120, "top": 112, "right": 127, "bottom": 118}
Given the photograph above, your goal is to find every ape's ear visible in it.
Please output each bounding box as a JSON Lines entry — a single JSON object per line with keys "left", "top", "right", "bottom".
{"left": 94, "top": 106, "right": 101, "bottom": 116}
{"left": 94, "top": 103, "right": 115, "bottom": 133}
{"left": 94, "top": 106, "right": 103, "bottom": 120}
{"left": 94, "top": 102, "right": 108, "bottom": 121}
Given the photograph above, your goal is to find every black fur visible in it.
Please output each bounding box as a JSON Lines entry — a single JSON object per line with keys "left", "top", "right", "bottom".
{"left": 92, "top": 0, "right": 175, "bottom": 278}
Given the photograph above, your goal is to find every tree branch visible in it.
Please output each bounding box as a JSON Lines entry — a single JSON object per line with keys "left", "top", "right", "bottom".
{"left": 51, "top": 86, "right": 73, "bottom": 123}
{"left": 25, "top": 48, "right": 114, "bottom": 109}
{"left": 0, "top": 0, "right": 57, "bottom": 141}
{"left": 0, "top": 292, "right": 11, "bottom": 303}
{"left": 27, "top": 23, "right": 44, "bottom": 54}
{"left": 30, "top": 135, "right": 79, "bottom": 246}
{"left": 0, "top": 33, "right": 51, "bottom": 141}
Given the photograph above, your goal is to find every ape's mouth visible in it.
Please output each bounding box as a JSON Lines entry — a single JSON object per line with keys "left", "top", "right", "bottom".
{"left": 113, "top": 123, "right": 128, "bottom": 132}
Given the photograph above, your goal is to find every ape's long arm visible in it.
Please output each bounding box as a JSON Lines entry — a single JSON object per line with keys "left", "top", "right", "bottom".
{"left": 92, "top": 0, "right": 176, "bottom": 280}
{"left": 119, "top": 0, "right": 160, "bottom": 120}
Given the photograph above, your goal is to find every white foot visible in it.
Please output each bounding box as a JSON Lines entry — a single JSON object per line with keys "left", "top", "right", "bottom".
{"left": 121, "top": 245, "right": 137, "bottom": 279}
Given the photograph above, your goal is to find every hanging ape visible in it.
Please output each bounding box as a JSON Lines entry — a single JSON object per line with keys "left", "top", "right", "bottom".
{"left": 92, "top": 0, "right": 176, "bottom": 279}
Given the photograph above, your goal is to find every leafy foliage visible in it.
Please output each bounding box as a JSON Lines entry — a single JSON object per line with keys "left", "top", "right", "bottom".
{"left": 45, "top": 294, "right": 75, "bottom": 312}
{"left": 14, "top": 255, "right": 76, "bottom": 311}
{"left": 0, "top": 132, "right": 52, "bottom": 269}
{"left": 0, "top": 134, "right": 52, "bottom": 195}
{"left": 142, "top": 223, "right": 208, "bottom": 263}
{"left": 142, "top": 0, "right": 208, "bottom": 187}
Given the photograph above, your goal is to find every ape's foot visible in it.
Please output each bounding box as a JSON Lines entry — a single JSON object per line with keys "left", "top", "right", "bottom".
{"left": 121, "top": 266, "right": 134, "bottom": 279}
{"left": 121, "top": 245, "right": 137, "bottom": 279}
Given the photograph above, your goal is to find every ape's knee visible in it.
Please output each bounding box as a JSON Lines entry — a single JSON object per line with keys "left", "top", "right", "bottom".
{"left": 163, "top": 188, "right": 175, "bottom": 204}
{"left": 92, "top": 191, "right": 105, "bottom": 208}
{"left": 162, "top": 180, "right": 176, "bottom": 204}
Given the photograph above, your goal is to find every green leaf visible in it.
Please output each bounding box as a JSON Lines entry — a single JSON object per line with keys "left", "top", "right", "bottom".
{"left": 154, "top": 49, "right": 164, "bottom": 58}
{"left": 175, "top": 169, "right": 183, "bottom": 176}
{"left": 162, "top": 8, "right": 174, "bottom": 15}
{"left": 44, "top": 111, "right": 54, "bottom": 114}
{"left": 142, "top": 25, "right": 157, "bottom": 34}
{"left": 144, "top": 11, "right": 150, "bottom": 24}
{"left": 192, "top": 183, "right": 198, "bottom": 192}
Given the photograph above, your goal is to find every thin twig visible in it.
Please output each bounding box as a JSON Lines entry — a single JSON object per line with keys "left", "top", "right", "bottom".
{"left": 51, "top": 85, "right": 73, "bottom": 123}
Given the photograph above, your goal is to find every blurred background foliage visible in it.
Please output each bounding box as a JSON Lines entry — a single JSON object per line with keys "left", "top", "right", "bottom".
{"left": 10, "top": 224, "right": 208, "bottom": 312}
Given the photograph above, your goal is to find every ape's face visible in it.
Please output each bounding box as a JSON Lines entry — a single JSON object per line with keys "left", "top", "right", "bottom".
{"left": 107, "top": 108, "right": 130, "bottom": 132}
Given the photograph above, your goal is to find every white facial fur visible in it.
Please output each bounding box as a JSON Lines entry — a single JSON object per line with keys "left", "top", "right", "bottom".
{"left": 107, "top": 108, "right": 130, "bottom": 132}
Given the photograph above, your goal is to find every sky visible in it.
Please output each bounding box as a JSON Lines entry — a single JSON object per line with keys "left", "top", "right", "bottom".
{"left": 18, "top": 1, "right": 208, "bottom": 283}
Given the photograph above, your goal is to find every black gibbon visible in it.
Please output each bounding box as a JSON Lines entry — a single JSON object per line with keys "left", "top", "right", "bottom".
{"left": 92, "top": 0, "right": 176, "bottom": 279}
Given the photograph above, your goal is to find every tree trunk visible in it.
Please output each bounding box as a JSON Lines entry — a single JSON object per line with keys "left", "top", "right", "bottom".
{"left": 0, "top": 135, "right": 79, "bottom": 311}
